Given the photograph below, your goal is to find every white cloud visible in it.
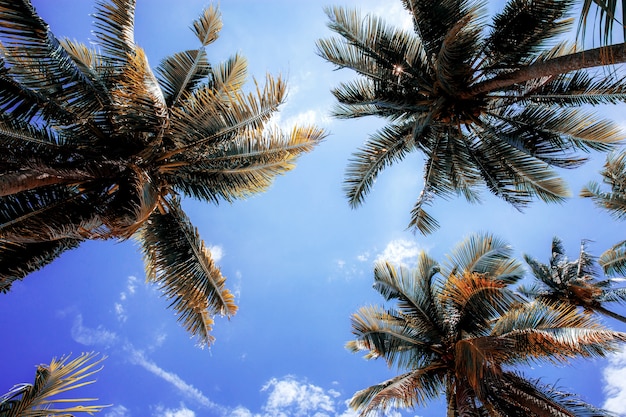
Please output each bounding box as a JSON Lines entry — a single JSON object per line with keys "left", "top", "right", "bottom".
{"left": 104, "top": 405, "right": 130, "bottom": 417}
{"left": 371, "top": 2, "right": 413, "bottom": 30}
{"left": 336, "top": 260, "right": 346, "bottom": 269}
{"left": 129, "top": 349, "right": 224, "bottom": 413}
{"left": 71, "top": 314, "right": 118, "bottom": 347}
{"left": 226, "top": 376, "right": 358, "bottom": 417}
{"left": 208, "top": 245, "right": 224, "bottom": 262}
{"left": 155, "top": 405, "right": 196, "bottom": 417}
{"left": 376, "top": 239, "right": 420, "bottom": 267}
{"left": 603, "top": 347, "right": 626, "bottom": 415}
{"left": 114, "top": 302, "right": 127, "bottom": 323}
{"left": 262, "top": 376, "right": 336, "bottom": 417}
{"left": 356, "top": 252, "right": 370, "bottom": 262}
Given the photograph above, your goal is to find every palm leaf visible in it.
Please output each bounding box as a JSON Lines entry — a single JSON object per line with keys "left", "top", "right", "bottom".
{"left": 0, "top": 352, "right": 108, "bottom": 417}
{"left": 484, "top": 0, "right": 575, "bottom": 68}
{"left": 344, "top": 121, "right": 415, "bottom": 208}
{"left": 492, "top": 301, "right": 626, "bottom": 365}
{"left": 400, "top": 0, "right": 472, "bottom": 58}
{"left": 92, "top": 0, "right": 135, "bottom": 64}
{"left": 442, "top": 232, "right": 524, "bottom": 283}
{"left": 349, "top": 366, "right": 446, "bottom": 417}
{"left": 600, "top": 240, "right": 626, "bottom": 275}
{"left": 167, "top": 125, "right": 324, "bottom": 204}
{"left": 0, "top": 0, "right": 108, "bottom": 116}
{"left": 0, "top": 239, "right": 82, "bottom": 293}
{"left": 138, "top": 200, "right": 237, "bottom": 347}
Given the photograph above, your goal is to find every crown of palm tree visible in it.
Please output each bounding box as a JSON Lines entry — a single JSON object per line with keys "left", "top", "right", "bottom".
{"left": 521, "top": 236, "right": 626, "bottom": 324}
{"left": 317, "top": 0, "right": 626, "bottom": 234}
{"left": 348, "top": 233, "right": 625, "bottom": 416}
{"left": 0, "top": 0, "right": 325, "bottom": 346}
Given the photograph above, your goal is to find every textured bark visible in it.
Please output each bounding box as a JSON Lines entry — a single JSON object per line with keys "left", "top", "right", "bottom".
{"left": 466, "top": 43, "right": 626, "bottom": 97}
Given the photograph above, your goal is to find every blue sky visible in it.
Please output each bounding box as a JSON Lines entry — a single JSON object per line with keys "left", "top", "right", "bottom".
{"left": 2, "top": 1, "right": 626, "bottom": 417}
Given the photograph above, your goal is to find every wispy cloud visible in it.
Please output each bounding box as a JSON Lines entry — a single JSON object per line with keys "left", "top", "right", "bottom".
{"left": 104, "top": 405, "right": 130, "bottom": 417}
{"left": 154, "top": 405, "right": 197, "bottom": 417}
{"left": 71, "top": 314, "right": 118, "bottom": 347}
{"left": 128, "top": 349, "right": 225, "bottom": 413}
{"left": 603, "top": 346, "right": 626, "bottom": 415}
{"left": 375, "top": 239, "right": 420, "bottom": 267}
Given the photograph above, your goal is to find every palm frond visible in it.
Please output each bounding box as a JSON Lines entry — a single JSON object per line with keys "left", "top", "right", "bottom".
{"left": 578, "top": 0, "right": 626, "bottom": 45}
{"left": 582, "top": 150, "right": 626, "bottom": 220}
{"left": 0, "top": 239, "right": 82, "bottom": 293}
{"left": 92, "top": 0, "right": 135, "bottom": 64}
{"left": 484, "top": 0, "right": 575, "bottom": 68}
{"left": 400, "top": 0, "right": 474, "bottom": 57}
{"left": 0, "top": 352, "right": 108, "bottom": 417}
{"left": 167, "top": 125, "right": 324, "bottom": 204}
{"left": 0, "top": 0, "right": 108, "bottom": 116}
{"left": 344, "top": 121, "right": 415, "bottom": 208}
{"left": 600, "top": 240, "right": 626, "bottom": 275}
{"left": 111, "top": 47, "right": 168, "bottom": 147}
{"left": 138, "top": 200, "right": 237, "bottom": 347}
{"left": 492, "top": 301, "right": 626, "bottom": 364}
{"left": 349, "top": 367, "right": 446, "bottom": 417}
{"left": 156, "top": 49, "right": 210, "bottom": 107}
{"left": 166, "top": 74, "right": 286, "bottom": 153}
{"left": 442, "top": 232, "right": 524, "bottom": 283}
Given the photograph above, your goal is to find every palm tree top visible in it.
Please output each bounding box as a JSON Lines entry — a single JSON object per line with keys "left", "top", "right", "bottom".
{"left": 0, "top": 0, "right": 325, "bottom": 346}
{"left": 348, "top": 233, "right": 625, "bottom": 416}
{"left": 522, "top": 236, "right": 626, "bottom": 325}
{"left": 317, "top": 0, "right": 626, "bottom": 234}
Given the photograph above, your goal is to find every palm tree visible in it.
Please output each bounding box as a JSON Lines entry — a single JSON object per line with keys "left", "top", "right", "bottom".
{"left": 579, "top": 0, "right": 625, "bottom": 45}
{"left": 582, "top": 150, "right": 626, "bottom": 276}
{"left": 522, "top": 236, "right": 626, "bottom": 324}
{"left": 317, "top": 0, "right": 626, "bottom": 234}
{"left": 0, "top": 352, "right": 108, "bottom": 416}
{"left": 0, "top": 0, "right": 325, "bottom": 346}
{"left": 347, "top": 233, "right": 624, "bottom": 416}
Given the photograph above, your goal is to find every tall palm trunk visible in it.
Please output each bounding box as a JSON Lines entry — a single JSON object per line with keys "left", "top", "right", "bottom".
{"left": 466, "top": 42, "right": 626, "bottom": 97}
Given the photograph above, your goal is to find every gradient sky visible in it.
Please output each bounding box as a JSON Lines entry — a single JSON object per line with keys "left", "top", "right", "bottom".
{"left": 1, "top": 1, "right": 626, "bottom": 417}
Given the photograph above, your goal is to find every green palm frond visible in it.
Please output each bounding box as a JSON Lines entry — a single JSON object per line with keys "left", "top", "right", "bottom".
{"left": 349, "top": 367, "right": 446, "bottom": 417}
{"left": 157, "top": 5, "right": 221, "bottom": 108}
{"left": 0, "top": 352, "right": 108, "bottom": 417}
{"left": 348, "top": 305, "right": 435, "bottom": 369}
{"left": 139, "top": 200, "right": 237, "bottom": 347}
{"left": 372, "top": 259, "right": 444, "bottom": 338}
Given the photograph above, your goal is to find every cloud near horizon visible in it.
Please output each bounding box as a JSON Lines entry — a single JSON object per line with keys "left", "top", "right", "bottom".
{"left": 603, "top": 346, "right": 626, "bottom": 416}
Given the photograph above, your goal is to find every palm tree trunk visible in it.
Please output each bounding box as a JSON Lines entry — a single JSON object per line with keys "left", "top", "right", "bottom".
{"left": 594, "top": 304, "right": 626, "bottom": 324}
{"left": 446, "top": 373, "right": 456, "bottom": 417}
{"left": 465, "top": 42, "right": 626, "bottom": 97}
